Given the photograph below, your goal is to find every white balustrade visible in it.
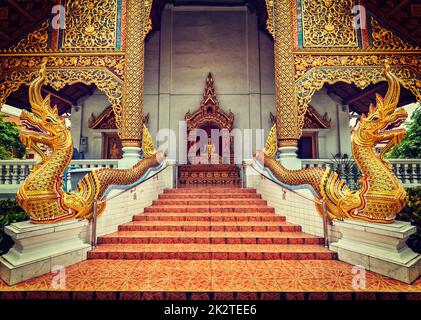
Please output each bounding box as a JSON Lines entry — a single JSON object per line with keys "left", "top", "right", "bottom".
{"left": 302, "top": 159, "right": 421, "bottom": 188}
{"left": 0, "top": 158, "right": 419, "bottom": 193}
{"left": 0, "top": 159, "right": 119, "bottom": 192}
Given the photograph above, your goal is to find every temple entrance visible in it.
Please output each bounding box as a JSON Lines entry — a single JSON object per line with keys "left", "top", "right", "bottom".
{"left": 179, "top": 73, "right": 240, "bottom": 186}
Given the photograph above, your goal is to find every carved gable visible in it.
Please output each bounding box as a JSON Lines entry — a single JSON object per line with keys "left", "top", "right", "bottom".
{"left": 185, "top": 73, "right": 234, "bottom": 132}
{"left": 89, "top": 106, "right": 149, "bottom": 130}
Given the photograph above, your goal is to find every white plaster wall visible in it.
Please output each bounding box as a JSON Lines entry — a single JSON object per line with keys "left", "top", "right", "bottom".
{"left": 70, "top": 91, "right": 113, "bottom": 159}
{"left": 146, "top": 5, "right": 275, "bottom": 161}
{"left": 71, "top": 5, "right": 352, "bottom": 162}
{"left": 245, "top": 166, "right": 342, "bottom": 244}
{"left": 80, "top": 164, "right": 175, "bottom": 243}
{"left": 310, "top": 89, "right": 352, "bottom": 159}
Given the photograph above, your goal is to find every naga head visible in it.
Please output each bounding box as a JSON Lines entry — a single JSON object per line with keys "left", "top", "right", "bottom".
{"left": 20, "top": 60, "right": 68, "bottom": 154}
{"left": 354, "top": 65, "right": 408, "bottom": 146}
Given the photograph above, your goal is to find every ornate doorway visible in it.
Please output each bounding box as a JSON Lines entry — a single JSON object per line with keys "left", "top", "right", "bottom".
{"left": 179, "top": 73, "right": 240, "bottom": 186}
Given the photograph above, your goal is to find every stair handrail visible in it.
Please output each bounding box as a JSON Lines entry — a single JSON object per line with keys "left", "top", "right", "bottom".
{"left": 247, "top": 160, "right": 329, "bottom": 248}
{"left": 91, "top": 160, "right": 170, "bottom": 247}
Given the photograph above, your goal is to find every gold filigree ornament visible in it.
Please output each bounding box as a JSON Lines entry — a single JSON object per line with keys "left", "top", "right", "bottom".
{"left": 270, "top": 0, "right": 300, "bottom": 143}
{"left": 264, "top": 0, "right": 275, "bottom": 38}
{"left": 2, "top": 20, "right": 50, "bottom": 53}
{"left": 0, "top": 56, "right": 124, "bottom": 131}
{"left": 301, "top": 0, "right": 358, "bottom": 48}
{"left": 142, "top": 124, "right": 157, "bottom": 157}
{"left": 371, "top": 18, "right": 419, "bottom": 51}
{"left": 294, "top": 54, "right": 421, "bottom": 134}
{"left": 63, "top": 0, "right": 119, "bottom": 49}
{"left": 264, "top": 124, "right": 277, "bottom": 158}
{"left": 120, "top": 0, "right": 154, "bottom": 145}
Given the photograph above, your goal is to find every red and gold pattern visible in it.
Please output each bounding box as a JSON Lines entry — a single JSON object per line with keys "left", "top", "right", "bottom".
{"left": 259, "top": 66, "right": 408, "bottom": 223}
{"left": 2, "top": 186, "right": 420, "bottom": 297}
{"left": 16, "top": 62, "right": 163, "bottom": 224}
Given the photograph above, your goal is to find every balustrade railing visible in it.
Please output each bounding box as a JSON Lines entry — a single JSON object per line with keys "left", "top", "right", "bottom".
{"left": 0, "top": 159, "right": 119, "bottom": 187}
{"left": 0, "top": 158, "right": 420, "bottom": 190}
{"left": 302, "top": 159, "right": 421, "bottom": 188}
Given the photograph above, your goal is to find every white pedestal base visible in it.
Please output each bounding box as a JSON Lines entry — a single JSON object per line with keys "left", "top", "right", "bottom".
{"left": 0, "top": 220, "right": 90, "bottom": 285}
{"left": 119, "top": 146, "right": 141, "bottom": 168}
{"left": 330, "top": 220, "right": 420, "bottom": 284}
{"left": 277, "top": 146, "right": 301, "bottom": 170}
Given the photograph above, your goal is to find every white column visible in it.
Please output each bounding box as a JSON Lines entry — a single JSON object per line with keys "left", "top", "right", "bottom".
{"left": 119, "top": 147, "right": 142, "bottom": 168}
{"left": 277, "top": 146, "right": 301, "bottom": 169}
{"left": 70, "top": 105, "right": 82, "bottom": 151}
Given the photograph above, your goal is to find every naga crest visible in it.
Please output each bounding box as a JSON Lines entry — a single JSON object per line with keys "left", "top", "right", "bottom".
{"left": 353, "top": 64, "right": 408, "bottom": 155}
{"left": 16, "top": 62, "right": 163, "bottom": 224}
{"left": 19, "top": 60, "right": 69, "bottom": 160}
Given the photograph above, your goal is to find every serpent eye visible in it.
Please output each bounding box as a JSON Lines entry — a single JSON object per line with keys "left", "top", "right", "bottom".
{"left": 46, "top": 118, "right": 52, "bottom": 123}
{"left": 371, "top": 115, "right": 379, "bottom": 121}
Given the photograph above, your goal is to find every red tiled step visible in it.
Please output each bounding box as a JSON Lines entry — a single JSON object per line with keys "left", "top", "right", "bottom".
{"left": 88, "top": 186, "right": 336, "bottom": 263}
{"left": 88, "top": 243, "right": 336, "bottom": 260}
{"left": 133, "top": 214, "right": 287, "bottom": 222}
{"left": 152, "top": 199, "right": 268, "bottom": 206}
{"left": 97, "top": 231, "right": 322, "bottom": 245}
{"left": 163, "top": 188, "right": 256, "bottom": 194}
{"left": 144, "top": 206, "right": 275, "bottom": 213}
{"left": 119, "top": 220, "right": 302, "bottom": 232}
{"left": 158, "top": 193, "right": 262, "bottom": 199}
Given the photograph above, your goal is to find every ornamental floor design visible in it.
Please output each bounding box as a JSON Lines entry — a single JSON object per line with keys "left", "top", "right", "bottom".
{"left": 0, "top": 259, "right": 420, "bottom": 296}
{"left": 1, "top": 187, "right": 420, "bottom": 300}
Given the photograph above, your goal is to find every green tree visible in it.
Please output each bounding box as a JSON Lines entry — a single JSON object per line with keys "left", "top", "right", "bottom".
{"left": 0, "top": 114, "right": 26, "bottom": 159}
{"left": 387, "top": 107, "right": 421, "bottom": 159}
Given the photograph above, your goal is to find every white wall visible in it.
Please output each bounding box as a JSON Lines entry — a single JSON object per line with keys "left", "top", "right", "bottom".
{"left": 80, "top": 163, "right": 175, "bottom": 243}
{"left": 245, "top": 163, "right": 342, "bottom": 244}
{"left": 71, "top": 5, "right": 352, "bottom": 161}
{"left": 146, "top": 5, "right": 275, "bottom": 161}
{"left": 71, "top": 91, "right": 116, "bottom": 159}
{"left": 310, "top": 89, "right": 352, "bottom": 159}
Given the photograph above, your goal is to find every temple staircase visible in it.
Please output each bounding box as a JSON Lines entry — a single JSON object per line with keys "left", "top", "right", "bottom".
{"left": 88, "top": 187, "right": 335, "bottom": 261}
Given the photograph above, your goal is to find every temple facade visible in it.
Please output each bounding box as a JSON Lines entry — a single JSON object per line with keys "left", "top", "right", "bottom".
{"left": 0, "top": 0, "right": 420, "bottom": 299}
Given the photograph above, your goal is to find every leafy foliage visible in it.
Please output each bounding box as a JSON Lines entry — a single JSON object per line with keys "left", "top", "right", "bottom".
{"left": 397, "top": 187, "right": 421, "bottom": 253}
{"left": 0, "top": 114, "right": 26, "bottom": 160}
{"left": 0, "top": 199, "right": 28, "bottom": 255}
{"left": 387, "top": 107, "right": 421, "bottom": 159}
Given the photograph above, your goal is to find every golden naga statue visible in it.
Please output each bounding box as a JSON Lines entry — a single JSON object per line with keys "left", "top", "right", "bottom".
{"left": 16, "top": 62, "right": 165, "bottom": 224}
{"left": 258, "top": 65, "right": 408, "bottom": 224}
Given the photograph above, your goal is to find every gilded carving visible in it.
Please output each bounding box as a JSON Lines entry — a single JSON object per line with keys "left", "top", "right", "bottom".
{"left": 295, "top": 64, "right": 420, "bottom": 132}
{"left": 63, "top": 0, "right": 119, "bottom": 49}
{"left": 301, "top": 0, "right": 358, "bottom": 48}
{"left": 0, "top": 56, "right": 124, "bottom": 131}
{"left": 185, "top": 73, "right": 234, "bottom": 132}
{"left": 2, "top": 20, "right": 50, "bottom": 53}
{"left": 121, "top": 0, "right": 153, "bottom": 147}
{"left": 264, "top": 124, "right": 277, "bottom": 158}
{"left": 260, "top": 66, "right": 408, "bottom": 223}
{"left": 16, "top": 62, "right": 163, "bottom": 223}
{"left": 142, "top": 124, "right": 157, "bottom": 157}
{"left": 271, "top": 0, "right": 300, "bottom": 145}
{"left": 295, "top": 54, "right": 421, "bottom": 109}
{"left": 264, "top": 0, "right": 274, "bottom": 38}
{"left": 371, "top": 18, "right": 419, "bottom": 51}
